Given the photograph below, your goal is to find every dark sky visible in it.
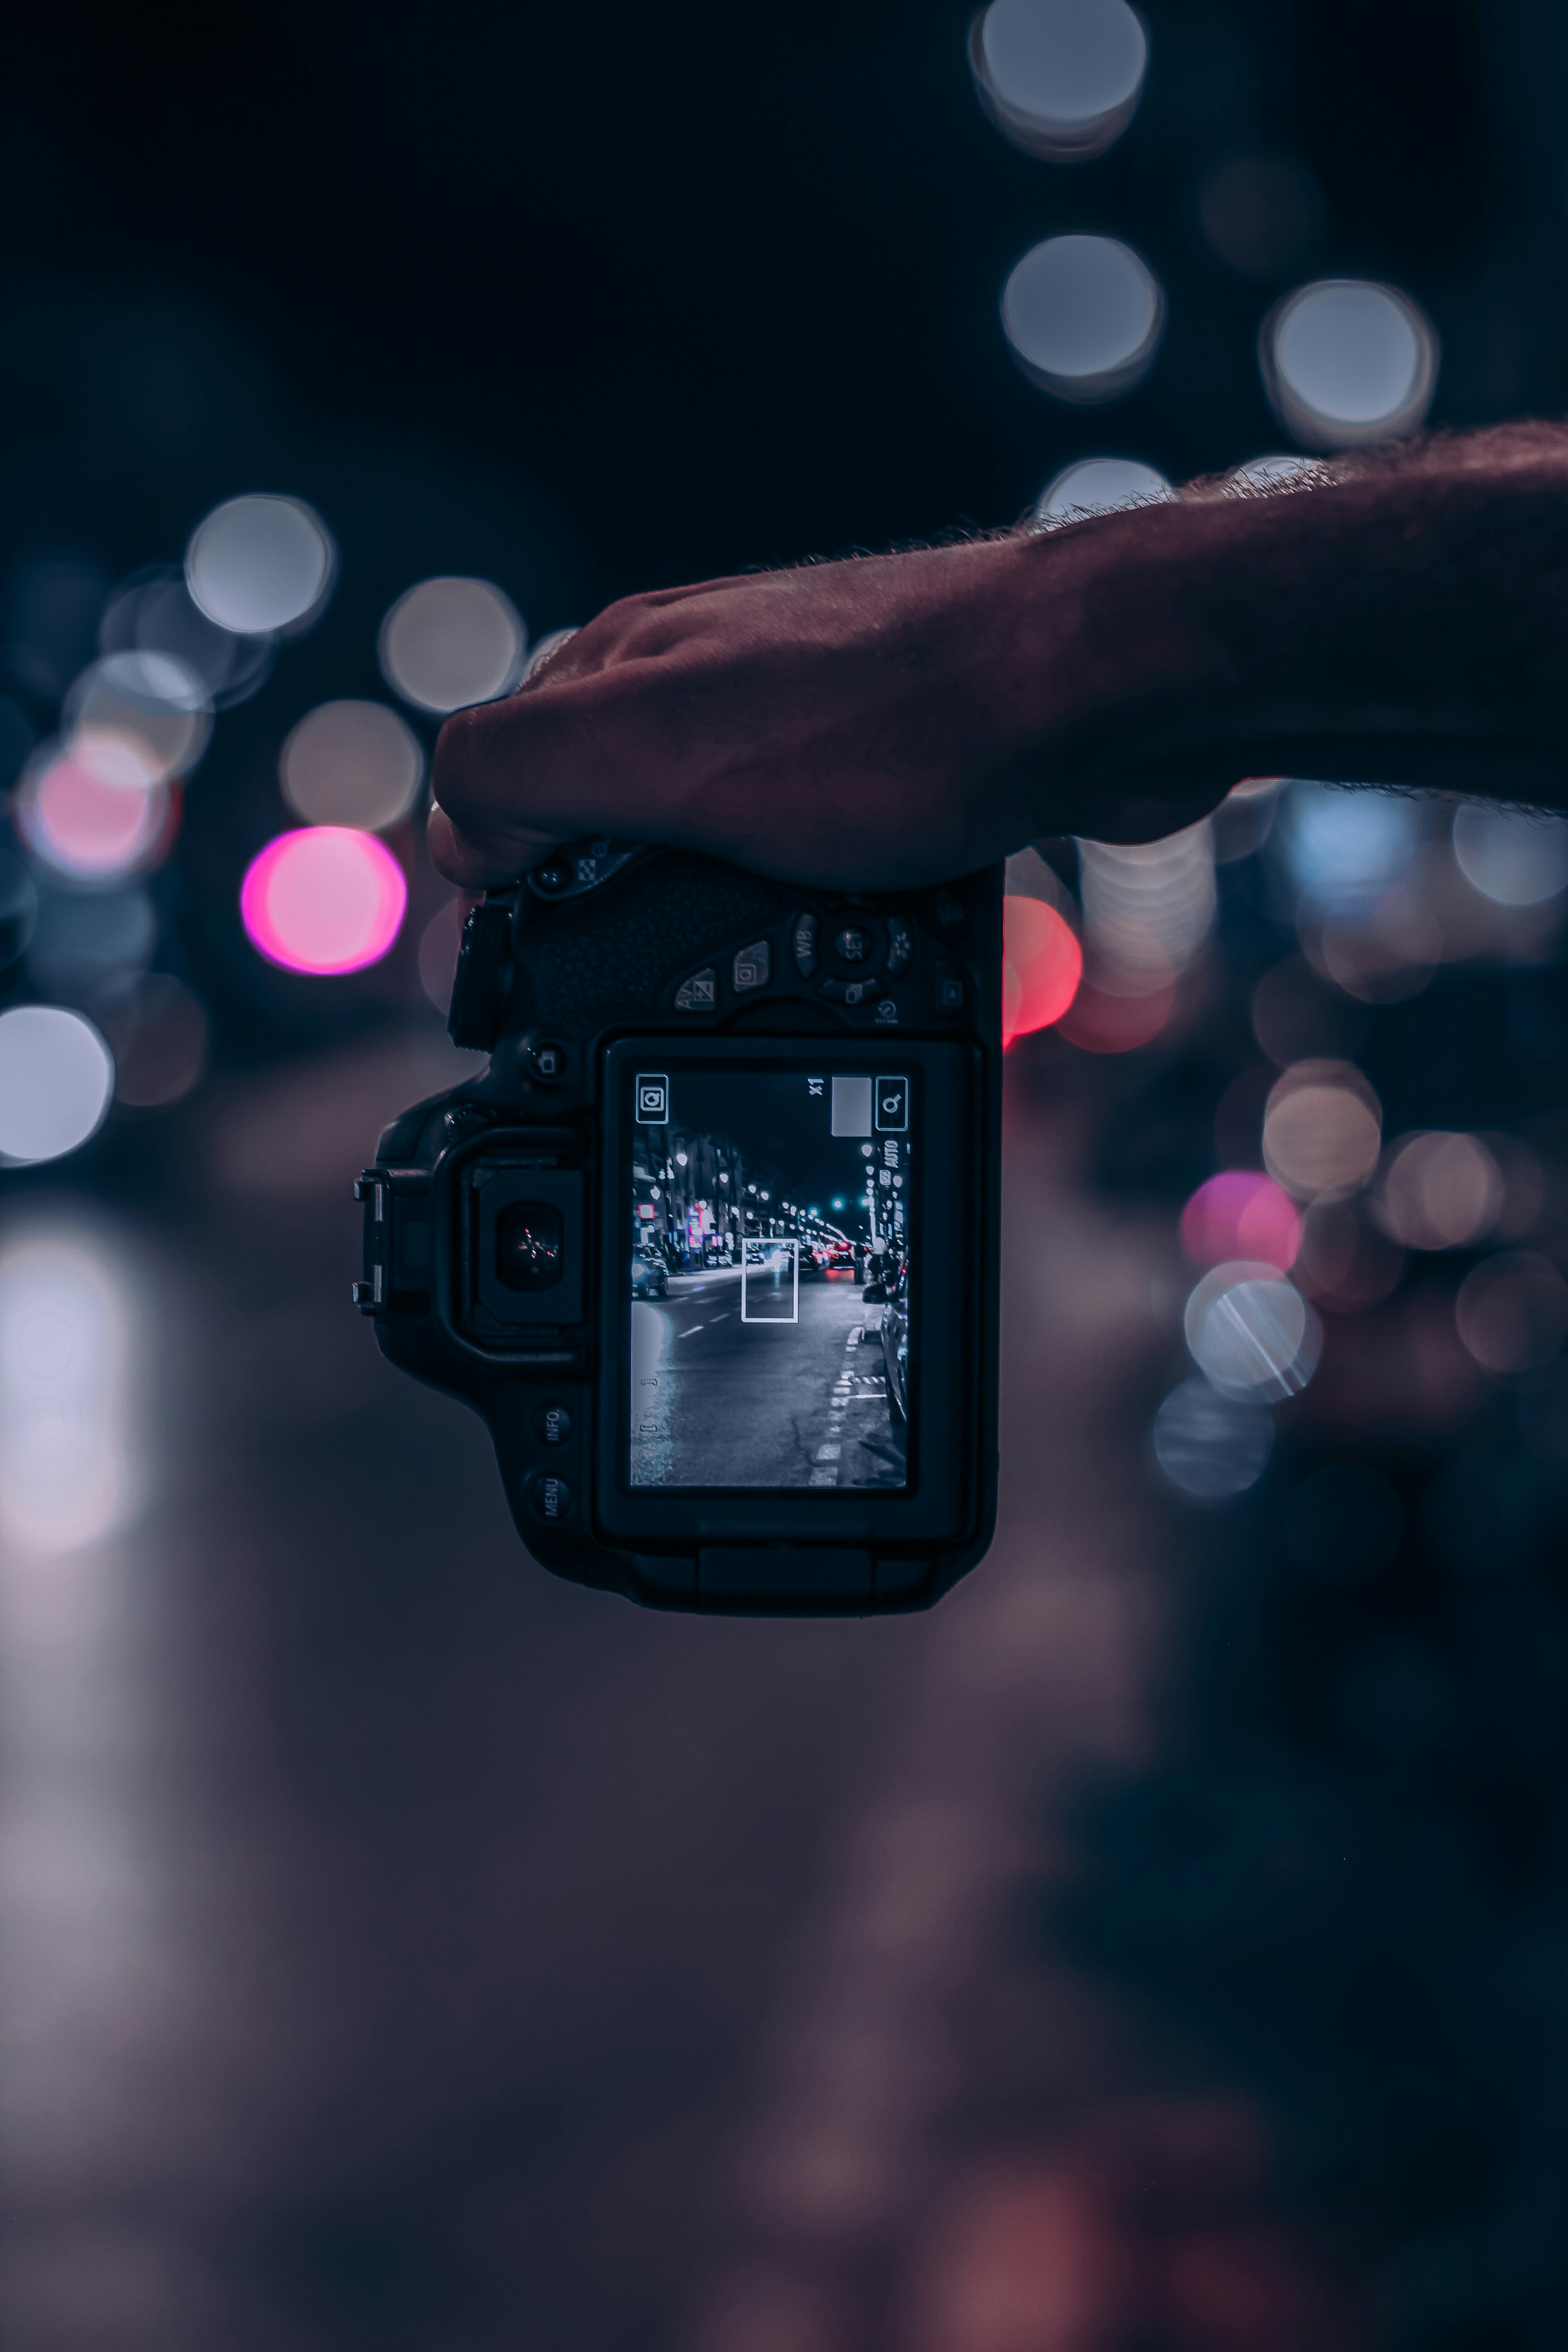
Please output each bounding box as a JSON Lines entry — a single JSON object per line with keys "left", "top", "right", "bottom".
{"left": 0, "top": 0, "right": 1548, "bottom": 1065}
{"left": 1, "top": 0, "right": 1533, "bottom": 619}
{"left": 655, "top": 1067, "right": 888, "bottom": 1225}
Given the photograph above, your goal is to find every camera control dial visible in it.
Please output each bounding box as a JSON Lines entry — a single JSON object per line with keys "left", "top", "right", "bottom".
{"left": 525, "top": 839, "right": 645, "bottom": 901}
{"left": 447, "top": 901, "right": 514, "bottom": 1050}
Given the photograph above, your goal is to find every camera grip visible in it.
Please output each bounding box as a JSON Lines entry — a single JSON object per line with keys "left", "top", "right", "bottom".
{"left": 519, "top": 853, "right": 785, "bottom": 1034}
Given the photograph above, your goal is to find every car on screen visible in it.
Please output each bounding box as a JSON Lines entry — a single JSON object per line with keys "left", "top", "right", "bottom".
{"left": 867, "top": 1252, "right": 909, "bottom": 1425}
{"left": 631, "top": 1248, "right": 669, "bottom": 1299}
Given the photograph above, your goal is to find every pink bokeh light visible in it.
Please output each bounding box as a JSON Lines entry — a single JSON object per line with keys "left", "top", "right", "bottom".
{"left": 15, "top": 753, "right": 175, "bottom": 881}
{"left": 1181, "top": 1170, "right": 1303, "bottom": 1272}
{"left": 240, "top": 827, "right": 408, "bottom": 975}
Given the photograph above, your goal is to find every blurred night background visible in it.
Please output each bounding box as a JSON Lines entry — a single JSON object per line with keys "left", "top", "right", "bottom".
{"left": 4, "top": 1, "right": 1568, "bottom": 2345}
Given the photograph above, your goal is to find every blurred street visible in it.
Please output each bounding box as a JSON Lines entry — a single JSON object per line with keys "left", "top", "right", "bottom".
{"left": 631, "top": 1270, "right": 901, "bottom": 1490}
{"left": 9, "top": 3, "right": 1568, "bottom": 2344}
{"left": 0, "top": 1044, "right": 1192, "bottom": 2352}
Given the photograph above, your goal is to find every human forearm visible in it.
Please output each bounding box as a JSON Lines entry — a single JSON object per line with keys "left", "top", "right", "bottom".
{"left": 430, "top": 422, "right": 1568, "bottom": 891}
{"left": 1008, "top": 421, "right": 1568, "bottom": 842}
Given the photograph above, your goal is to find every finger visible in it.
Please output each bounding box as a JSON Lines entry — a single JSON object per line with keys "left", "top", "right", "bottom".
{"left": 431, "top": 686, "right": 650, "bottom": 863}
{"left": 426, "top": 802, "right": 565, "bottom": 890}
{"left": 426, "top": 804, "right": 494, "bottom": 889}
{"left": 431, "top": 698, "right": 560, "bottom": 858}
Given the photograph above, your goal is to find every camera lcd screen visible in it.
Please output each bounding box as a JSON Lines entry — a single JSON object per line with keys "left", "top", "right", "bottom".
{"left": 626, "top": 1066, "right": 913, "bottom": 1491}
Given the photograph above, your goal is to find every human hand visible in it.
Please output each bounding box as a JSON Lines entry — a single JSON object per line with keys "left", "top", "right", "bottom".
{"left": 427, "top": 529, "right": 1225, "bottom": 894}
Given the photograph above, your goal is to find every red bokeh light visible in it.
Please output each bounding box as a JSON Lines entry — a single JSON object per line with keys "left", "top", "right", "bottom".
{"left": 1002, "top": 895, "right": 1082, "bottom": 1047}
{"left": 1181, "top": 1170, "right": 1302, "bottom": 1272}
{"left": 1056, "top": 974, "right": 1175, "bottom": 1054}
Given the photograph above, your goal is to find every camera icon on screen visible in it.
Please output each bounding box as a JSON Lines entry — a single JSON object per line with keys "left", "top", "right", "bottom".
{"left": 636, "top": 1074, "right": 670, "bottom": 1123}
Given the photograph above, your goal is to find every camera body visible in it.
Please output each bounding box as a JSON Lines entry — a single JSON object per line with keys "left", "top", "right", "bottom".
{"left": 356, "top": 839, "right": 1001, "bottom": 1614}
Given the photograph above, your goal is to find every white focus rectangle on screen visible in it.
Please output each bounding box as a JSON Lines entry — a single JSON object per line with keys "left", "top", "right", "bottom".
{"left": 830, "top": 1075, "right": 872, "bottom": 1137}
{"left": 741, "top": 1238, "right": 799, "bottom": 1323}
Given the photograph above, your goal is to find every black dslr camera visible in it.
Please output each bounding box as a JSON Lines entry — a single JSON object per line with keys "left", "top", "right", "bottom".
{"left": 355, "top": 840, "right": 1001, "bottom": 1614}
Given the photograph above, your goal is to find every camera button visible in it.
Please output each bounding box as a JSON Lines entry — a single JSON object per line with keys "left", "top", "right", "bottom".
{"left": 527, "top": 1039, "right": 568, "bottom": 1083}
{"left": 534, "top": 1404, "right": 573, "bottom": 1446}
{"left": 732, "top": 941, "right": 771, "bottom": 992}
{"left": 791, "top": 912, "right": 819, "bottom": 976}
{"left": 442, "top": 1104, "right": 490, "bottom": 1141}
{"left": 885, "top": 918, "right": 914, "bottom": 975}
{"left": 834, "top": 925, "right": 872, "bottom": 964}
{"left": 674, "top": 966, "right": 718, "bottom": 1011}
{"left": 528, "top": 1471, "right": 572, "bottom": 1523}
{"left": 935, "top": 961, "right": 965, "bottom": 1013}
{"left": 819, "top": 973, "right": 884, "bottom": 1007}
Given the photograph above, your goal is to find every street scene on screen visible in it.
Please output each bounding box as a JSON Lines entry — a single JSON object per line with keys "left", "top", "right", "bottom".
{"left": 627, "top": 1069, "right": 911, "bottom": 1490}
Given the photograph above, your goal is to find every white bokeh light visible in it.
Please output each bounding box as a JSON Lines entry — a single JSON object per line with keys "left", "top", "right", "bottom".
{"left": 1153, "top": 1377, "right": 1274, "bottom": 1500}
{"left": 971, "top": 0, "right": 1148, "bottom": 162}
{"left": 99, "top": 566, "right": 275, "bottom": 710}
{"left": 0, "top": 1007, "right": 115, "bottom": 1165}
{"left": 1034, "top": 456, "right": 1171, "bottom": 526}
{"left": 1264, "top": 1060, "right": 1383, "bottom": 1201}
{"left": 186, "top": 495, "right": 336, "bottom": 636}
{"left": 1375, "top": 1131, "right": 1504, "bottom": 1252}
{"left": 1002, "top": 235, "right": 1163, "bottom": 402}
{"left": 1076, "top": 818, "right": 1215, "bottom": 988}
{"left": 378, "top": 577, "right": 527, "bottom": 715}
{"left": 1451, "top": 803, "right": 1568, "bottom": 908}
{"left": 0, "top": 1229, "right": 137, "bottom": 1552}
{"left": 1261, "top": 280, "right": 1438, "bottom": 450}
{"left": 63, "top": 651, "right": 211, "bottom": 789}
{"left": 1278, "top": 781, "right": 1421, "bottom": 913}
{"left": 1185, "top": 1264, "right": 1321, "bottom": 1402}
{"left": 280, "top": 700, "right": 425, "bottom": 832}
